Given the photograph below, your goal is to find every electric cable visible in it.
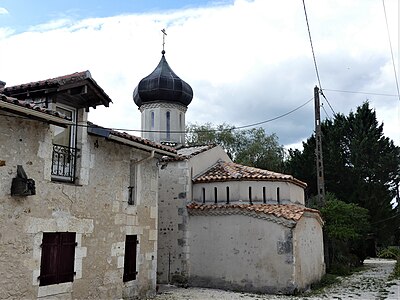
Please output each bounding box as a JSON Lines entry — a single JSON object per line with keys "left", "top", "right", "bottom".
{"left": 323, "top": 88, "right": 398, "bottom": 97}
{"left": 0, "top": 97, "right": 314, "bottom": 134}
{"left": 382, "top": 0, "right": 400, "bottom": 102}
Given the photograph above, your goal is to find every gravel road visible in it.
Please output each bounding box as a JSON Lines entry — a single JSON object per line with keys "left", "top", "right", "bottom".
{"left": 154, "top": 258, "right": 400, "bottom": 300}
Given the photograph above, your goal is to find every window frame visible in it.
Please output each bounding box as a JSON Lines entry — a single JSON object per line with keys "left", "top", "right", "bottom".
{"left": 39, "top": 232, "right": 76, "bottom": 286}
{"left": 123, "top": 235, "right": 138, "bottom": 282}
{"left": 51, "top": 104, "right": 78, "bottom": 182}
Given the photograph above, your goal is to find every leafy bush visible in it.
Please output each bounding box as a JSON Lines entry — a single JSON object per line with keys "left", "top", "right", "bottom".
{"left": 378, "top": 246, "right": 400, "bottom": 259}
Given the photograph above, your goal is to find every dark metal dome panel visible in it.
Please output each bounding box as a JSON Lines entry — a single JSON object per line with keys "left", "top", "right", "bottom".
{"left": 133, "top": 54, "right": 193, "bottom": 107}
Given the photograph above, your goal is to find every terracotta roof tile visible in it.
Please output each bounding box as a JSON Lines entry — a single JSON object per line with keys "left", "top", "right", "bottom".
{"left": 0, "top": 94, "right": 72, "bottom": 121}
{"left": 87, "top": 123, "right": 177, "bottom": 155}
{"left": 110, "top": 130, "right": 177, "bottom": 154}
{"left": 5, "top": 71, "right": 89, "bottom": 91}
{"left": 193, "top": 160, "right": 307, "bottom": 188}
{"left": 4, "top": 71, "right": 112, "bottom": 107}
{"left": 187, "top": 202, "right": 321, "bottom": 222}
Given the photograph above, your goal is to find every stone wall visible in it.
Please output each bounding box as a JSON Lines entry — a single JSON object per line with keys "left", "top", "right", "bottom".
{"left": 0, "top": 112, "right": 159, "bottom": 299}
{"left": 157, "top": 160, "right": 190, "bottom": 283}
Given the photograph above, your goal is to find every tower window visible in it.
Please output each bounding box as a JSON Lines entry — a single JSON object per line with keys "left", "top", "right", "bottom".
{"left": 226, "top": 186, "right": 230, "bottom": 204}
{"left": 277, "top": 187, "right": 280, "bottom": 204}
{"left": 166, "top": 111, "right": 171, "bottom": 141}
{"left": 249, "top": 187, "right": 252, "bottom": 205}
{"left": 214, "top": 187, "right": 218, "bottom": 204}
{"left": 202, "top": 188, "right": 206, "bottom": 204}
{"left": 263, "top": 187, "right": 266, "bottom": 203}
{"left": 151, "top": 111, "right": 155, "bottom": 129}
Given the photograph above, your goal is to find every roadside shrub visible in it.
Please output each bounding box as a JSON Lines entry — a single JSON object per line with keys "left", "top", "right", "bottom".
{"left": 378, "top": 246, "right": 400, "bottom": 259}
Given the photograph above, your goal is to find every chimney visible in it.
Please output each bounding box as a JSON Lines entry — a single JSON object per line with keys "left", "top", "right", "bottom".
{"left": 0, "top": 80, "right": 5, "bottom": 89}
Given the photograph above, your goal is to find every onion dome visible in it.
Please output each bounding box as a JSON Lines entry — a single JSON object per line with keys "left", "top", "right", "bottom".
{"left": 133, "top": 51, "right": 193, "bottom": 107}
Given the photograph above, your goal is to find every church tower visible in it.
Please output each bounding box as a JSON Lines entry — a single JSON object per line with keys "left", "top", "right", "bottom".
{"left": 133, "top": 46, "right": 193, "bottom": 146}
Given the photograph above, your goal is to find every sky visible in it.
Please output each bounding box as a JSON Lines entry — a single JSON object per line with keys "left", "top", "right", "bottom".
{"left": 0, "top": 0, "right": 399, "bottom": 150}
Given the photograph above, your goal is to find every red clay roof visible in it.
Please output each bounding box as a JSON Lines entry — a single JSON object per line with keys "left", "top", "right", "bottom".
{"left": 0, "top": 94, "right": 72, "bottom": 122}
{"left": 110, "top": 130, "right": 177, "bottom": 155}
{"left": 6, "top": 71, "right": 89, "bottom": 91}
{"left": 187, "top": 202, "right": 321, "bottom": 222}
{"left": 3, "top": 71, "right": 112, "bottom": 107}
{"left": 193, "top": 160, "right": 307, "bottom": 188}
{"left": 87, "top": 123, "right": 177, "bottom": 156}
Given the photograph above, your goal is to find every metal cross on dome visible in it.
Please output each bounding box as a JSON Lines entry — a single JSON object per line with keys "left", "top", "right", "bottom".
{"left": 161, "top": 28, "right": 167, "bottom": 52}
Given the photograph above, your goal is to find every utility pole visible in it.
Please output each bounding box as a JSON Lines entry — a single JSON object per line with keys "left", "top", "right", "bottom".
{"left": 314, "top": 86, "right": 325, "bottom": 206}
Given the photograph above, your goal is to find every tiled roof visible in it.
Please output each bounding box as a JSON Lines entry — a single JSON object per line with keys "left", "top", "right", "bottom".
{"left": 193, "top": 160, "right": 307, "bottom": 188}
{"left": 110, "top": 130, "right": 177, "bottom": 155}
{"left": 87, "top": 123, "right": 177, "bottom": 156}
{"left": 3, "top": 71, "right": 112, "bottom": 108}
{"left": 6, "top": 71, "right": 90, "bottom": 91}
{"left": 0, "top": 93, "right": 73, "bottom": 123}
{"left": 161, "top": 144, "right": 217, "bottom": 162}
{"left": 177, "top": 144, "right": 217, "bottom": 158}
{"left": 187, "top": 202, "right": 321, "bottom": 223}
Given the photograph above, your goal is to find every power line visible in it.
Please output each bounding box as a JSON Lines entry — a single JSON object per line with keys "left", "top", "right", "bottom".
{"left": 302, "top": 0, "right": 322, "bottom": 90}
{"left": 320, "top": 92, "right": 336, "bottom": 116}
{"left": 0, "top": 97, "right": 314, "bottom": 134}
{"left": 320, "top": 103, "right": 331, "bottom": 120}
{"left": 323, "top": 88, "right": 398, "bottom": 97}
{"left": 233, "top": 97, "right": 313, "bottom": 130}
{"left": 382, "top": 0, "right": 400, "bottom": 102}
{"left": 302, "top": 0, "right": 336, "bottom": 117}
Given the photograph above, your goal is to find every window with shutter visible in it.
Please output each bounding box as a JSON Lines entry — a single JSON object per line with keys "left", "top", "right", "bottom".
{"left": 123, "top": 235, "right": 138, "bottom": 282}
{"left": 39, "top": 232, "right": 76, "bottom": 286}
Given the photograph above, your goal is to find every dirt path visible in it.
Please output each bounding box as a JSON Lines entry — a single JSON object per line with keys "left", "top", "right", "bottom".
{"left": 154, "top": 259, "right": 400, "bottom": 300}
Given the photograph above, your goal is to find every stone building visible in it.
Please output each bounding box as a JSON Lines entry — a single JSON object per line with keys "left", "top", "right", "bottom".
{"left": 133, "top": 51, "right": 325, "bottom": 294}
{"left": 0, "top": 71, "right": 176, "bottom": 299}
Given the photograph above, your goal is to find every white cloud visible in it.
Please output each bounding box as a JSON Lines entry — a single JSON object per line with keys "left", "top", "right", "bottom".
{"left": 0, "top": 0, "right": 398, "bottom": 147}
{"left": 0, "top": 7, "right": 9, "bottom": 15}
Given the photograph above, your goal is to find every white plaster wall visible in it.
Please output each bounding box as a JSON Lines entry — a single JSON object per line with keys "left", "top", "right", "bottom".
{"left": 157, "top": 146, "right": 231, "bottom": 284}
{"left": 188, "top": 214, "right": 297, "bottom": 294}
{"left": 0, "top": 112, "right": 159, "bottom": 299}
{"left": 140, "top": 102, "right": 187, "bottom": 144}
{"left": 193, "top": 181, "right": 305, "bottom": 205}
{"left": 293, "top": 214, "right": 325, "bottom": 289}
{"left": 189, "top": 146, "right": 231, "bottom": 178}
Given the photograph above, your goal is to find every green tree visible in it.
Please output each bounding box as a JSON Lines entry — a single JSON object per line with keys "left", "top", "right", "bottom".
{"left": 318, "top": 193, "right": 370, "bottom": 272}
{"left": 285, "top": 102, "right": 400, "bottom": 247}
{"left": 186, "top": 123, "right": 285, "bottom": 171}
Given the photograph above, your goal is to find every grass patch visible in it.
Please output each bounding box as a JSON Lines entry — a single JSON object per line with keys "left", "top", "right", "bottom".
{"left": 388, "top": 258, "right": 400, "bottom": 280}
{"left": 305, "top": 273, "right": 340, "bottom": 294}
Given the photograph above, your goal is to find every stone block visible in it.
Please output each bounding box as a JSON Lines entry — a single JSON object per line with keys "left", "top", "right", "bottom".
{"left": 112, "top": 201, "right": 120, "bottom": 213}
{"left": 149, "top": 229, "right": 157, "bottom": 241}
{"left": 117, "top": 256, "right": 125, "bottom": 268}
{"left": 38, "top": 282, "right": 72, "bottom": 298}
{"left": 126, "top": 215, "right": 136, "bottom": 226}
{"left": 111, "top": 241, "right": 125, "bottom": 257}
{"left": 150, "top": 206, "right": 157, "bottom": 219}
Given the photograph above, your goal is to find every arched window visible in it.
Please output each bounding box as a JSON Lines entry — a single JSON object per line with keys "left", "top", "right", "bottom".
{"left": 151, "top": 111, "right": 155, "bottom": 129}
{"left": 226, "top": 186, "right": 230, "bottom": 204}
{"left": 263, "top": 187, "right": 266, "bottom": 203}
{"left": 214, "top": 187, "right": 218, "bottom": 204}
{"left": 249, "top": 186, "right": 253, "bottom": 205}
{"left": 202, "top": 188, "right": 206, "bottom": 204}
{"left": 166, "top": 111, "right": 171, "bottom": 140}
{"left": 277, "top": 187, "right": 280, "bottom": 204}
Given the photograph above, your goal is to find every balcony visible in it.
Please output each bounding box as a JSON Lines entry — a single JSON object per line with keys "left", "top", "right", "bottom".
{"left": 51, "top": 144, "right": 77, "bottom": 182}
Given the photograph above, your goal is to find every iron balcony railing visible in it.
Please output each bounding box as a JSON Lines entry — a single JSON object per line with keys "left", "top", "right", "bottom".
{"left": 51, "top": 144, "right": 77, "bottom": 182}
